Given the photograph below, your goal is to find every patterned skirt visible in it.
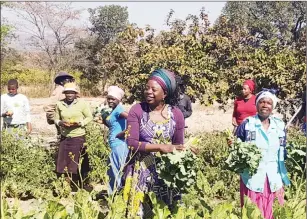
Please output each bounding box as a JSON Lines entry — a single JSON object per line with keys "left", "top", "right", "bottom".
{"left": 123, "top": 152, "right": 181, "bottom": 218}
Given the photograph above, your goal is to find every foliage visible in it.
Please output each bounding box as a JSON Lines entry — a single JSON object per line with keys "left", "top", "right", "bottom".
{"left": 74, "top": 5, "right": 130, "bottom": 93}
{"left": 156, "top": 148, "right": 198, "bottom": 193}
{"left": 85, "top": 122, "right": 110, "bottom": 185}
{"left": 286, "top": 127, "right": 306, "bottom": 178}
{"left": 88, "top": 5, "right": 129, "bottom": 45}
{"left": 1, "top": 129, "right": 306, "bottom": 218}
{"left": 225, "top": 139, "right": 262, "bottom": 176}
{"left": 0, "top": 130, "right": 57, "bottom": 199}
{"left": 88, "top": 9, "right": 305, "bottom": 107}
{"left": 222, "top": 2, "right": 306, "bottom": 44}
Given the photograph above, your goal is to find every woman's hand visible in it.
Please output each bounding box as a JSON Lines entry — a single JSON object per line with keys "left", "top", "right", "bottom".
{"left": 159, "top": 144, "right": 185, "bottom": 154}
{"left": 58, "top": 121, "right": 71, "bottom": 127}
{"left": 190, "top": 146, "right": 200, "bottom": 155}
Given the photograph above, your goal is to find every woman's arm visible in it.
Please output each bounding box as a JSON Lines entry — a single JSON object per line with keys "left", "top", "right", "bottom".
{"left": 119, "top": 111, "right": 128, "bottom": 119}
{"left": 127, "top": 104, "right": 184, "bottom": 153}
{"left": 80, "top": 101, "right": 93, "bottom": 127}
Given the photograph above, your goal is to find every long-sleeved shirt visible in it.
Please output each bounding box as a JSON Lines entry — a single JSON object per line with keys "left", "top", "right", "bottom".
{"left": 236, "top": 115, "right": 290, "bottom": 193}
{"left": 1, "top": 93, "right": 31, "bottom": 125}
{"left": 54, "top": 99, "right": 93, "bottom": 137}
{"left": 177, "top": 94, "right": 192, "bottom": 119}
{"left": 127, "top": 102, "right": 184, "bottom": 152}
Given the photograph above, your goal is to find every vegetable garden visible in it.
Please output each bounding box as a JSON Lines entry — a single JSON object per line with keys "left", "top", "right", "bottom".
{"left": 1, "top": 122, "right": 306, "bottom": 219}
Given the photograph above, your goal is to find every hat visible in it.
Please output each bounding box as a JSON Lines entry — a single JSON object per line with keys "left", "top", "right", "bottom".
{"left": 107, "top": 86, "right": 125, "bottom": 101}
{"left": 54, "top": 72, "right": 74, "bottom": 85}
{"left": 62, "top": 83, "right": 79, "bottom": 94}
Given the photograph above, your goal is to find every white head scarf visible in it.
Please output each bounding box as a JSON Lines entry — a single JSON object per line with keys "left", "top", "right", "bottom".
{"left": 256, "top": 89, "right": 278, "bottom": 109}
{"left": 107, "top": 86, "right": 125, "bottom": 101}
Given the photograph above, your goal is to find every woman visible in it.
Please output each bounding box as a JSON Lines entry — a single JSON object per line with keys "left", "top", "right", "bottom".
{"left": 232, "top": 79, "right": 257, "bottom": 128}
{"left": 103, "top": 85, "right": 129, "bottom": 194}
{"left": 44, "top": 71, "right": 77, "bottom": 140}
{"left": 54, "top": 82, "right": 93, "bottom": 187}
{"left": 123, "top": 68, "right": 185, "bottom": 218}
{"left": 235, "top": 89, "right": 290, "bottom": 219}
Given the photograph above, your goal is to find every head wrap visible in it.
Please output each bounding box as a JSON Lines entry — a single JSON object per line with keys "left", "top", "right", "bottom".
{"left": 243, "top": 79, "right": 255, "bottom": 93}
{"left": 148, "top": 68, "right": 177, "bottom": 98}
{"left": 107, "top": 86, "right": 125, "bottom": 101}
{"left": 256, "top": 88, "right": 278, "bottom": 109}
{"left": 62, "top": 82, "right": 79, "bottom": 94}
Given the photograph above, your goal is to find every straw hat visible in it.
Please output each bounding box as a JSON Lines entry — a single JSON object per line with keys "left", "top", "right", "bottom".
{"left": 62, "top": 82, "right": 79, "bottom": 93}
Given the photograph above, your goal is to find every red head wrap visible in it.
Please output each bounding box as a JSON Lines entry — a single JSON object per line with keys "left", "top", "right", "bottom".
{"left": 243, "top": 80, "right": 255, "bottom": 93}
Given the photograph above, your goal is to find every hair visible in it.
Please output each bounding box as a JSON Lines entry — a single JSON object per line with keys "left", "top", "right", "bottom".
{"left": 8, "top": 79, "right": 18, "bottom": 88}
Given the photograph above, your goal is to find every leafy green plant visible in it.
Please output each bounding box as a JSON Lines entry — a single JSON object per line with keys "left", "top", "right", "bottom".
{"left": 225, "top": 139, "right": 262, "bottom": 176}
{"left": 85, "top": 122, "right": 110, "bottom": 185}
{"left": 156, "top": 148, "right": 198, "bottom": 193}
{"left": 0, "top": 130, "right": 57, "bottom": 199}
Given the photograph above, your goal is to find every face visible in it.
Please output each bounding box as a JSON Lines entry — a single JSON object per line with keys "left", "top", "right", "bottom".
{"left": 8, "top": 84, "right": 18, "bottom": 95}
{"left": 242, "top": 85, "right": 251, "bottom": 97}
{"left": 257, "top": 97, "right": 273, "bottom": 119}
{"left": 64, "top": 91, "right": 77, "bottom": 102}
{"left": 144, "top": 80, "right": 166, "bottom": 105}
{"left": 107, "top": 95, "right": 120, "bottom": 109}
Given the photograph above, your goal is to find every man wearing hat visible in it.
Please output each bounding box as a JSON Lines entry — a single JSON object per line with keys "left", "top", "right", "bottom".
{"left": 43, "top": 72, "right": 79, "bottom": 139}
{"left": 175, "top": 75, "right": 192, "bottom": 119}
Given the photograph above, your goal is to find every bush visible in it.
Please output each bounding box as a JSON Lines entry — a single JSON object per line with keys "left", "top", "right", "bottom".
{"left": 85, "top": 122, "right": 110, "bottom": 185}
{"left": 0, "top": 130, "right": 57, "bottom": 198}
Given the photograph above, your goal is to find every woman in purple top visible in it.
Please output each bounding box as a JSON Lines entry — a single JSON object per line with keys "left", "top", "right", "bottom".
{"left": 123, "top": 69, "right": 185, "bottom": 218}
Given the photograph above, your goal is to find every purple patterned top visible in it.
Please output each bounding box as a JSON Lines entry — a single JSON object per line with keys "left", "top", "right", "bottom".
{"left": 127, "top": 102, "right": 185, "bottom": 152}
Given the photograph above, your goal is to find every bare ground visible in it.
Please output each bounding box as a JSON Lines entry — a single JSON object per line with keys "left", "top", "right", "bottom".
{"left": 29, "top": 97, "right": 234, "bottom": 140}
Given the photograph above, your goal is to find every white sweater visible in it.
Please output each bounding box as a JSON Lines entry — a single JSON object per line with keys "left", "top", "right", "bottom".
{"left": 1, "top": 93, "right": 31, "bottom": 125}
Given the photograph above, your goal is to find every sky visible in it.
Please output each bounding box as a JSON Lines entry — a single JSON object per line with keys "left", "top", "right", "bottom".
{"left": 74, "top": 2, "right": 226, "bottom": 31}
{"left": 2, "top": 2, "right": 226, "bottom": 50}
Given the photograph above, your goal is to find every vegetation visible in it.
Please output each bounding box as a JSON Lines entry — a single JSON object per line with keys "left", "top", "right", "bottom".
{"left": 1, "top": 2, "right": 305, "bottom": 106}
{"left": 1, "top": 127, "right": 305, "bottom": 218}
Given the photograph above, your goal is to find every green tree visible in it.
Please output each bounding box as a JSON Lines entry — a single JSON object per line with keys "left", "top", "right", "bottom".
{"left": 74, "top": 5, "right": 129, "bottom": 94}
{"left": 222, "top": 2, "right": 306, "bottom": 44}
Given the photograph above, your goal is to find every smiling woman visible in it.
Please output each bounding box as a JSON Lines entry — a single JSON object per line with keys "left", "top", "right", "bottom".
{"left": 235, "top": 88, "right": 290, "bottom": 219}
{"left": 122, "top": 68, "right": 185, "bottom": 218}
{"left": 102, "top": 85, "right": 129, "bottom": 194}
{"left": 54, "top": 82, "right": 93, "bottom": 189}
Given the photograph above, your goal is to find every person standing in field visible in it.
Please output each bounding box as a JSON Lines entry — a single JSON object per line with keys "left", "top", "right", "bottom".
{"left": 44, "top": 72, "right": 77, "bottom": 139}
{"left": 54, "top": 82, "right": 92, "bottom": 189}
{"left": 235, "top": 88, "right": 290, "bottom": 219}
{"left": 102, "top": 85, "right": 129, "bottom": 194}
{"left": 123, "top": 68, "right": 185, "bottom": 218}
{"left": 175, "top": 75, "right": 192, "bottom": 120}
{"left": 232, "top": 79, "right": 257, "bottom": 130}
{"left": 1, "top": 79, "right": 32, "bottom": 135}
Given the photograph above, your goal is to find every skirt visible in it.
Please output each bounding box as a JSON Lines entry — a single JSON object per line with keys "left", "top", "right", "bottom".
{"left": 56, "top": 135, "right": 90, "bottom": 175}
{"left": 240, "top": 176, "right": 285, "bottom": 219}
{"left": 107, "top": 143, "right": 129, "bottom": 194}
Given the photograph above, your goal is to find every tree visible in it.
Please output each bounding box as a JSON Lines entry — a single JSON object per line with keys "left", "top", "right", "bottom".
{"left": 74, "top": 5, "right": 129, "bottom": 94}
{"left": 6, "top": 2, "right": 84, "bottom": 93}
{"left": 222, "top": 2, "right": 306, "bottom": 44}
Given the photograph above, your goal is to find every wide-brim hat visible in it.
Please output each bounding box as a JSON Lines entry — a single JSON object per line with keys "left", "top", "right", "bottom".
{"left": 54, "top": 72, "right": 74, "bottom": 85}
{"left": 62, "top": 82, "right": 79, "bottom": 94}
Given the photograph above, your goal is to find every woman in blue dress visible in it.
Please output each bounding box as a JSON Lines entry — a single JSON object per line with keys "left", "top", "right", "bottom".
{"left": 103, "top": 86, "right": 129, "bottom": 194}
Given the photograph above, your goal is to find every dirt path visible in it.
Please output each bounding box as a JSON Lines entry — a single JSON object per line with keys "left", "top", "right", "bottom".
{"left": 29, "top": 97, "right": 234, "bottom": 140}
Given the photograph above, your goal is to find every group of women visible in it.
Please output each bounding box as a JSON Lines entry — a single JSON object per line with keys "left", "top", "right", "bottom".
{"left": 42, "top": 69, "right": 291, "bottom": 219}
